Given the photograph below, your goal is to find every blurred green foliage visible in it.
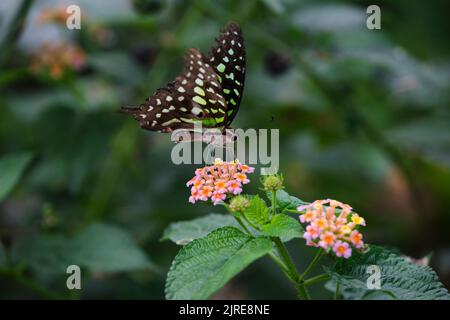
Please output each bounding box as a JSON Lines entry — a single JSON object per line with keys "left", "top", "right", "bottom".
{"left": 0, "top": 0, "right": 449, "bottom": 299}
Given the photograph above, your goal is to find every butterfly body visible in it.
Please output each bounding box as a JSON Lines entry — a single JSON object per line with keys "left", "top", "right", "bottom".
{"left": 121, "top": 23, "right": 246, "bottom": 137}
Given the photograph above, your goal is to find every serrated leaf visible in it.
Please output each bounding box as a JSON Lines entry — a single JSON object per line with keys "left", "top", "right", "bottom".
{"left": 13, "top": 223, "right": 157, "bottom": 277}
{"left": 261, "top": 214, "right": 303, "bottom": 241}
{"left": 0, "top": 152, "right": 32, "bottom": 202}
{"left": 245, "top": 195, "right": 270, "bottom": 225}
{"left": 271, "top": 190, "right": 308, "bottom": 212}
{"left": 326, "top": 245, "right": 450, "bottom": 300}
{"left": 165, "top": 227, "right": 273, "bottom": 300}
{"left": 161, "top": 213, "right": 240, "bottom": 245}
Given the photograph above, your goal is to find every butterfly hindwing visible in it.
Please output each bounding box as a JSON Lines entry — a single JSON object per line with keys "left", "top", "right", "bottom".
{"left": 208, "top": 22, "right": 246, "bottom": 127}
{"left": 121, "top": 48, "right": 228, "bottom": 132}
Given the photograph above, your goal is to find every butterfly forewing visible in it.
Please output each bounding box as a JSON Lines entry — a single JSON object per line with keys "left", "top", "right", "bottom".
{"left": 121, "top": 48, "right": 227, "bottom": 132}
{"left": 208, "top": 22, "right": 246, "bottom": 127}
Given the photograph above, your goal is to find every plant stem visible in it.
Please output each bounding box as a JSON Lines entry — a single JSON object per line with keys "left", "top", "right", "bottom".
{"left": 303, "top": 273, "right": 330, "bottom": 286}
{"left": 272, "top": 237, "right": 299, "bottom": 281}
{"left": 334, "top": 283, "right": 340, "bottom": 300}
{"left": 233, "top": 215, "right": 252, "bottom": 235}
{"left": 0, "top": 0, "right": 34, "bottom": 67}
{"left": 296, "top": 282, "right": 311, "bottom": 300}
{"left": 299, "top": 248, "right": 323, "bottom": 281}
{"left": 271, "top": 190, "right": 277, "bottom": 217}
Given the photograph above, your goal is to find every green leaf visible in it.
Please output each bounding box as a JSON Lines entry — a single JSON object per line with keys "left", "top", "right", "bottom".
{"left": 13, "top": 223, "right": 157, "bottom": 277}
{"left": 245, "top": 195, "right": 270, "bottom": 225}
{"left": 0, "top": 152, "right": 32, "bottom": 202}
{"left": 326, "top": 245, "right": 450, "bottom": 300}
{"left": 272, "top": 190, "right": 308, "bottom": 212}
{"left": 68, "top": 224, "right": 156, "bottom": 273}
{"left": 161, "top": 213, "right": 240, "bottom": 245}
{"left": 261, "top": 214, "right": 303, "bottom": 241}
{"left": 165, "top": 227, "right": 273, "bottom": 300}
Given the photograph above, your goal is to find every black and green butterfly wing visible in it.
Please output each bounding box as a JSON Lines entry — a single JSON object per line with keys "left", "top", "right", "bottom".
{"left": 121, "top": 48, "right": 228, "bottom": 132}
{"left": 208, "top": 22, "right": 246, "bottom": 127}
{"left": 121, "top": 23, "right": 246, "bottom": 133}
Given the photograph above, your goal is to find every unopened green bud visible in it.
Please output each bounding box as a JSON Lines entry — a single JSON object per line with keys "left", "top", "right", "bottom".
{"left": 228, "top": 195, "right": 250, "bottom": 213}
{"left": 262, "top": 174, "right": 284, "bottom": 191}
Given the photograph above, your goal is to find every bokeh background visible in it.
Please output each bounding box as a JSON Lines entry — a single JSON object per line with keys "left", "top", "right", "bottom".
{"left": 0, "top": 0, "right": 449, "bottom": 299}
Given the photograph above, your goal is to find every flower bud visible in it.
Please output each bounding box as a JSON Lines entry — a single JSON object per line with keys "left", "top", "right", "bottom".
{"left": 262, "top": 174, "right": 284, "bottom": 191}
{"left": 228, "top": 195, "right": 250, "bottom": 213}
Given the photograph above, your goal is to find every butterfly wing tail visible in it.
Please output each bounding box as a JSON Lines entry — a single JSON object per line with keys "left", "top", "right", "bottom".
{"left": 120, "top": 106, "right": 140, "bottom": 115}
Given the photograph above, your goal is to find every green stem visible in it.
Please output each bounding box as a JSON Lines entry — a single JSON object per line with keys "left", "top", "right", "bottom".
{"left": 299, "top": 248, "right": 324, "bottom": 281}
{"left": 271, "top": 190, "right": 277, "bottom": 217}
{"left": 233, "top": 215, "right": 252, "bottom": 235}
{"left": 272, "top": 237, "right": 299, "bottom": 282}
{"left": 296, "top": 283, "right": 311, "bottom": 300}
{"left": 303, "top": 273, "right": 330, "bottom": 286}
{"left": 0, "top": 0, "right": 34, "bottom": 67}
{"left": 334, "top": 283, "right": 340, "bottom": 300}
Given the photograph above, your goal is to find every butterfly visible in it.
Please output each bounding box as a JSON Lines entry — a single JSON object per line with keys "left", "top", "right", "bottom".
{"left": 120, "top": 22, "right": 246, "bottom": 143}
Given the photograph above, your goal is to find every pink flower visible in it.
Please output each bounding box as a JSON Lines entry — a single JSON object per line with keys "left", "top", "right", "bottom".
{"left": 186, "top": 159, "right": 254, "bottom": 204}
{"left": 311, "top": 217, "right": 328, "bottom": 230}
{"left": 350, "top": 230, "right": 364, "bottom": 248}
{"left": 214, "top": 179, "right": 228, "bottom": 193}
{"left": 299, "top": 210, "right": 316, "bottom": 223}
{"left": 227, "top": 180, "right": 243, "bottom": 195}
{"left": 319, "top": 231, "right": 336, "bottom": 249}
{"left": 297, "top": 198, "right": 366, "bottom": 258}
{"left": 239, "top": 164, "right": 255, "bottom": 173}
{"left": 198, "top": 185, "right": 213, "bottom": 201}
{"left": 234, "top": 172, "right": 250, "bottom": 184}
{"left": 211, "top": 192, "right": 226, "bottom": 205}
{"left": 333, "top": 241, "right": 352, "bottom": 258}
{"left": 305, "top": 225, "right": 320, "bottom": 239}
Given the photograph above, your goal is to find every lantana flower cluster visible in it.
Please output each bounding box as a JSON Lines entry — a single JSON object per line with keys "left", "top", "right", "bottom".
{"left": 30, "top": 42, "right": 86, "bottom": 79}
{"left": 297, "top": 199, "right": 366, "bottom": 259}
{"left": 186, "top": 159, "right": 254, "bottom": 205}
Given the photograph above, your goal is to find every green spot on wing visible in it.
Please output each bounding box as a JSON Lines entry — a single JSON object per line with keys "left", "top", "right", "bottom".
{"left": 217, "top": 63, "right": 226, "bottom": 73}
{"left": 194, "top": 87, "right": 205, "bottom": 96}
{"left": 202, "top": 118, "right": 217, "bottom": 126}
{"left": 193, "top": 96, "right": 207, "bottom": 105}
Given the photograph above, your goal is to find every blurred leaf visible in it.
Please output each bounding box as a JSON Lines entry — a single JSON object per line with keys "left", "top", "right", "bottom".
{"left": 68, "top": 224, "right": 157, "bottom": 273}
{"left": 261, "top": 214, "right": 303, "bottom": 240}
{"left": 165, "top": 227, "right": 272, "bottom": 300}
{"left": 326, "top": 245, "right": 450, "bottom": 300}
{"left": 13, "top": 223, "right": 157, "bottom": 277}
{"left": 0, "top": 152, "right": 32, "bottom": 202}
{"left": 389, "top": 116, "right": 450, "bottom": 166}
{"left": 261, "top": 0, "right": 284, "bottom": 14}
{"left": 161, "top": 213, "right": 240, "bottom": 245}
{"left": 292, "top": 4, "right": 365, "bottom": 33}
{"left": 0, "top": 242, "right": 6, "bottom": 267}
{"left": 271, "top": 189, "right": 308, "bottom": 213}
{"left": 245, "top": 195, "right": 270, "bottom": 225}
{"left": 88, "top": 52, "right": 145, "bottom": 85}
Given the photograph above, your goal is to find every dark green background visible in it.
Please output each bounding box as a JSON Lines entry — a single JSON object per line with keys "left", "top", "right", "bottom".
{"left": 0, "top": 0, "right": 449, "bottom": 299}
